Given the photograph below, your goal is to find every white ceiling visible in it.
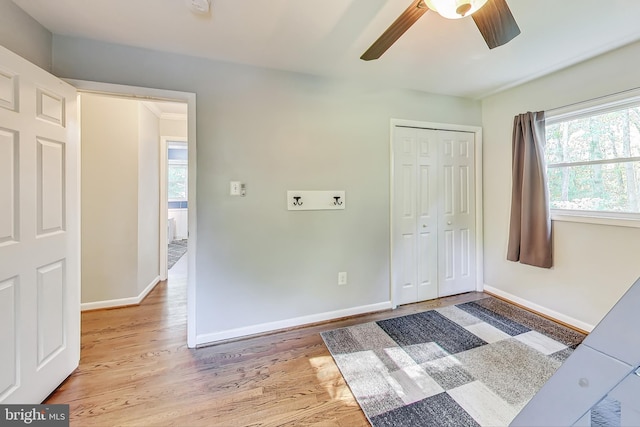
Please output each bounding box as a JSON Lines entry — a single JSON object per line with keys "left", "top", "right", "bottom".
{"left": 12, "top": 0, "right": 640, "bottom": 99}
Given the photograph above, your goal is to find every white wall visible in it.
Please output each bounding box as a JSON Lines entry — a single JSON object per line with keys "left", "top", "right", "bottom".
{"left": 81, "top": 94, "right": 161, "bottom": 305}
{"left": 482, "top": 40, "right": 640, "bottom": 330}
{"left": 0, "top": 1, "right": 51, "bottom": 71}
{"left": 138, "top": 104, "right": 161, "bottom": 294}
{"left": 81, "top": 94, "right": 139, "bottom": 303}
{"left": 52, "top": 35, "right": 482, "bottom": 342}
{"left": 160, "top": 117, "right": 187, "bottom": 138}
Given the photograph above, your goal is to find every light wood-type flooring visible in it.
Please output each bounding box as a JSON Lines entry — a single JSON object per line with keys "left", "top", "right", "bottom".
{"left": 45, "top": 255, "right": 487, "bottom": 426}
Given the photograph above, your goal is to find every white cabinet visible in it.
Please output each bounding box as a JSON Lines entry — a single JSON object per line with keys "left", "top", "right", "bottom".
{"left": 392, "top": 126, "right": 477, "bottom": 305}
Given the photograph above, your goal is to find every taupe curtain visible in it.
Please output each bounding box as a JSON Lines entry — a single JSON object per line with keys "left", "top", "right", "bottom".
{"left": 507, "top": 111, "right": 552, "bottom": 268}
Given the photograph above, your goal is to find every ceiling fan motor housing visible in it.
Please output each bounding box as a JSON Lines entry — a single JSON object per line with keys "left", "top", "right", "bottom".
{"left": 425, "top": 0, "right": 488, "bottom": 19}
{"left": 456, "top": 2, "right": 472, "bottom": 16}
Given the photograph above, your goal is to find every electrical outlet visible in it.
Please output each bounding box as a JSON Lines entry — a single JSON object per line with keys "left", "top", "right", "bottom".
{"left": 338, "top": 272, "right": 347, "bottom": 286}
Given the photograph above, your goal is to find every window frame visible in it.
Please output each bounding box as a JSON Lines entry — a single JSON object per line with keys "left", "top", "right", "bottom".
{"left": 167, "top": 146, "right": 188, "bottom": 204}
{"left": 545, "top": 88, "right": 640, "bottom": 227}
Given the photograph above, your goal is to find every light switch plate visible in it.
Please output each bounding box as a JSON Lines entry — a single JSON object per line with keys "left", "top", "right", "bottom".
{"left": 230, "top": 181, "right": 241, "bottom": 196}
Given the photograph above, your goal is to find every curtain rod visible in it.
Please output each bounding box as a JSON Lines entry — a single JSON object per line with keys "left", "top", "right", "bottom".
{"left": 546, "top": 86, "right": 640, "bottom": 115}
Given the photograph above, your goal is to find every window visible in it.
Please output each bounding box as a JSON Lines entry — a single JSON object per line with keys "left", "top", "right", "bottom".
{"left": 168, "top": 146, "right": 188, "bottom": 207}
{"left": 545, "top": 91, "right": 640, "bottom": 222}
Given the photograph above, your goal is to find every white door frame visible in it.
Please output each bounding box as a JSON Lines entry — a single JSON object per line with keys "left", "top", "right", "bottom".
{"left": 389, "top": 118, "right": 484, "bottom": 308}
{"left": 160, "top": 136, "right": 188, "bottom": 281}
{"left": 65, "top": 79, "right": 198, "bottom": 348}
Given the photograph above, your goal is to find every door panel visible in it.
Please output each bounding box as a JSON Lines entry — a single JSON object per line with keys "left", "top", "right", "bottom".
{"left": 36, "top": 260, "right": 65, "bottom": 367}
{"left": 416, "top": 130, "right": 438, "bottom": 301}
{"left": 0, "top": 128, "right": 18, "bottom": 244}
{"left": 0, "top": 46, "right": 79, "bottom": 403}
{"left": 401, "top": 233, "right": 415, "bottom": 290}
{"left": 394, "top": 127, "right": 418, "bottom": 305}
{"left": 37, "top": 138, "right": 65, "bottom": 234}
{"left": 393, "top": 126, "right": 438, "bottom": 305}
{"left": 438, "top": 130, "right": 476, "bottom": 297}
{"left": 0, "top": 277, "right": 17, "bottom": 398}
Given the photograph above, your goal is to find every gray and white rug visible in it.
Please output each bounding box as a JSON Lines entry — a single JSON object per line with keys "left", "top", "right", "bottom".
{"left": 321, "top": 297, "right": 586, "bottom": 427}
{"left": 168, "top": 239, "right": 187, "bottom": 270}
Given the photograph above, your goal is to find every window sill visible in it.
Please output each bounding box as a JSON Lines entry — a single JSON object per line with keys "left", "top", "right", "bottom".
{"left": 551, "top": 210, "right": 640, "bottom": 228}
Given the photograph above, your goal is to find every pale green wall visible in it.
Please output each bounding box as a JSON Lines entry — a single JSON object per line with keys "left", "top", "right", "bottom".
{"left": 0, "top": 1, "right": 51, "bottom": 71}
{"left": 51, "top": 35, "right": 482, "bottom": 341}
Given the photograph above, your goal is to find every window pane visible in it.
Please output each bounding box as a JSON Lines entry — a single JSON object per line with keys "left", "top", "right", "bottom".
{"left": 548, "top": 162, "right": 640, "bottom": 212}
{"left": 168, "top": 147, "right": 188, "bottom": 161}
{"left": 546, "top": 106, "right": 640, "bottom": 165}
{"left": 168, "top": 164, "right": 188, "bottom": 201}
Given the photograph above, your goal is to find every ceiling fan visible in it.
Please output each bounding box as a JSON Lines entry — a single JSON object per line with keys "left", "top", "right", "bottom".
{"left": 361, "top": 0, "right": 520, "bottom": 61}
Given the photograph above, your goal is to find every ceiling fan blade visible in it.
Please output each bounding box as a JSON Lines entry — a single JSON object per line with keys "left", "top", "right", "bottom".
{"left": 360, "top": 0, "right": 428, "bottom": 61}
{"left": 471, "top": 0, "right": 520, "bottom": 49}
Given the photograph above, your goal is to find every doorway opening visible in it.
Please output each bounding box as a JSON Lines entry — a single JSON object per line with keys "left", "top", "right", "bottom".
{"left": 162, "top": 137, "right": 189, "bottom": 275}
{"left": 69, "top": 79, "right": 197, "bottom": 348}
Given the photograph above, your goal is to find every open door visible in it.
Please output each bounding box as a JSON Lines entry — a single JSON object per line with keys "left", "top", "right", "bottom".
{"left": 0, "top": 46, "right": 80, "bottom": 403}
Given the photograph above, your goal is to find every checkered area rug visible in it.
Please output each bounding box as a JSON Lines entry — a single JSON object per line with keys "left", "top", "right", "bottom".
{"left": 321, "top": 297, "right": 585, "bottom": 427}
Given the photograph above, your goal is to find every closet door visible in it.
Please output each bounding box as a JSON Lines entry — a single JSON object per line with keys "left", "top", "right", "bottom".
{"left": 437, "top": 130, "right": 476, "bottom": 297}
{"left": 392, "top": 127, "right": 438, "bottom": 305}
{"left": 392, "top": 126, "right": 477, "bottom": 305}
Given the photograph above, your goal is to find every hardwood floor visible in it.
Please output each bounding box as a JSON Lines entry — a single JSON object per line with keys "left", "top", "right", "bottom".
{"left": 46, "top": 256, "right": 487, "bottom": 426}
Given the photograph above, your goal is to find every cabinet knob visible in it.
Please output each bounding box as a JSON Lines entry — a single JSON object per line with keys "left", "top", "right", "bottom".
{"left": 447, "top": 221, "right": 452, "bottom": 225}
{"left": 422, "top": 224, "right": 427, "bottom": 228}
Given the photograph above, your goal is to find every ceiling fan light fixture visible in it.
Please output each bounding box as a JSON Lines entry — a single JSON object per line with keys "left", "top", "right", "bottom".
{"left": 424, "top": 0, "right": 488, "bottom": 19}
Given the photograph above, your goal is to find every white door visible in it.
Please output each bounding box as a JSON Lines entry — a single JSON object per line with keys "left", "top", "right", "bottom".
{"left": 392, "top": 126, "right": 438, "bottom": 305}
{"left": 437, "top": 130, "right": 476, "bottom": 297}
{"left": 392, "top": 126, "right": 476, "bottom": 305}
{"left": 0, "top": 46, "right": 80, "bottom": 403}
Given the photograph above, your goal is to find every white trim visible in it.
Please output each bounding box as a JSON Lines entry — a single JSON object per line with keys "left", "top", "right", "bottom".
{"left": 81, "top": 276, "right": 160, "bottom": 311}
{"left": 65, "top": 79, "right": 198, "bottom": 348}
{"left": 546, "top": 86, "right": 640, "bottom": 124}
{"left": 161, "top": 112, "right": 187, "bottom": 121}
{"left": 159, "top": 135, "right": 189, "bottom": 281}
{"left": 483, "top": 285, "right": 595, "bottom": 332}
{"left": 160, "top": 136, "right": 168, "bottom": 281}
{"left": 141, "top": 101, "right": 162, "bottom": 118}
{"left": 195, "top": 301, "right": 393, "bottom": 346}
{"left": 552, "top": 211, "right": 640, "bottom": 228}
{"left": 545, "top": 88, "right": 640, "bottom": 221}
{"left": 140, "top": 103, "right": 187, "bottom": 122}
{"left": 389, "top": 119, "right": 484, "bottom": 308}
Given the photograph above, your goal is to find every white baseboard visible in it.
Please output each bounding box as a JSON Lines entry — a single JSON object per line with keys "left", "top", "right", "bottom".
{"left": 196, "top": 301, "right": 393, "bottom": 346}
{"left": 81, "top": 276, "right": 161, "bottom": 311}
{"left": 483, "top": 284, "right": 595, "bottom": 332}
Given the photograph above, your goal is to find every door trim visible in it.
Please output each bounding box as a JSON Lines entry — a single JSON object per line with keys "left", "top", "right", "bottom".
{"left": 65, "top": 79, "right": 198, "bottom": 348}
{"left": 389, "top": 119, "right": 484, "bottom": 308}
{"left": 160, "top": 136, "right": 188, "bottom": 281}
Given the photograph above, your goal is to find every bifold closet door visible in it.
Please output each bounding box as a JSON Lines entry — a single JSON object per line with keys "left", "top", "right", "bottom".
{"left": 392, "top": 126, "right": 438, "bottom": 305}
{"left": 437, "top": 130, "right": 476, "bottom": 297}
{"left": 392, "top": 126, "right": 476, "bottom": 305}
